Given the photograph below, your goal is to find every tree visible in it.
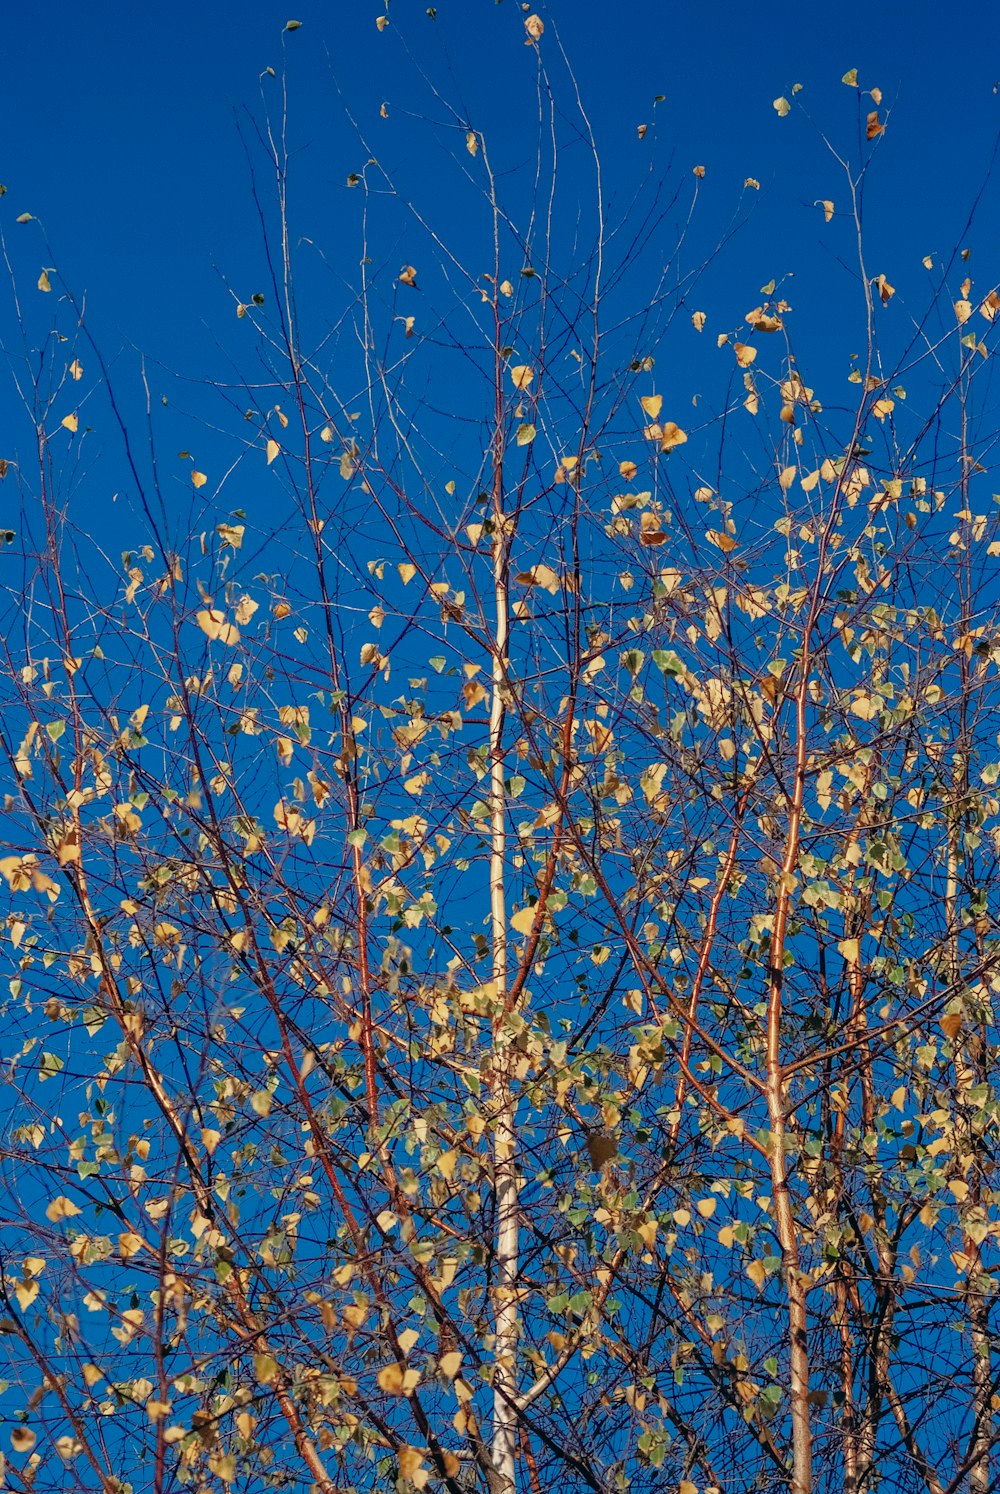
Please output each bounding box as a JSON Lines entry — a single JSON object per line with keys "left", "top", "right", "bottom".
{"left": 1, "top": 17, "right": 1000, "bottom": 1494}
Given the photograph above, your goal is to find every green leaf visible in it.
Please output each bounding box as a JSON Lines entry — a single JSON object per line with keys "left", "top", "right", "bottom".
{"left": 652, "top": 649, "right": 684, "bottom": 676}
{"left": 39, "top": 1052, "right": 64, "bottom": 1082}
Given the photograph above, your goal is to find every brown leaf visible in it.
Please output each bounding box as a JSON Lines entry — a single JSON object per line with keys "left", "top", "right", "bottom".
{"left": 639, "top": 511, "right": 667, "bottom": 546}
{"left": 706, "top": 529, "right": 738, "bottom": 553}
{"left": 586, "top": 1132, "right": 618, "bottom": 1169}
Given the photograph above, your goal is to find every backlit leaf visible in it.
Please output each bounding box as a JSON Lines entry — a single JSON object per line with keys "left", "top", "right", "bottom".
{"left": 196, "top": 610, "right": 240, "bottom": 646}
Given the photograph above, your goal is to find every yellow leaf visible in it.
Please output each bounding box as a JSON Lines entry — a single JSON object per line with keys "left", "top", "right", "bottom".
{"left": 734, "top": 342, "right": 756, "bottom": 367}
{"left": 398, "top": 562, "right": 417, "bottom": 585}
{"left": 718, "top": 1225, "right": 736, "bottom": 1248}
{"left": 838, "top": 938, "right": 860, "bottom": 963}
{"left": 696, "top": 1198, "right": 717, "bottom": 1218}
{"left": 191, "top": 470, "right": 207, "bottom": 488}
{"left": 639, "top": 511, "right": 667, "bottom": 546}
{"left": 820, "top": 199, "right": 834, "bottom": 222}
{"left": 69, "top": 358, "right": 83, "bottom": 380}
{"left": 266, "top": 439, "right": 280, "bottom": 465}
{"left": 706, "top": 529, "right": 737, "bottom": 553}
{"left": 46, "top": 1196, "right": 82, "bottom": 1222}
{"left": 746, "top": 1258, "right": 768, "bottom": 1290}
{"left": 196, "top": 610, "right": 240, "bottom": 646}
{"left": 516, "top": 563, "right": 559, "bottom": 594}
{"left": 466, "top": 131, "right": 478, "bottom": 156}
{"left": 940, "top": 1011, "right": 962, "bottom": 1040}
{"left": 439, "top": 1351, "right": 463, "bottom": 1379}
{"left": 679, "top": 1483, "right": 699, "bottom": 1494}
{"left": 118, "top": 1233, "right": 144, "bottom": 1260}
{"left": 875, "top": 274, "right": 895, "bottom": 304}
{"left": 15, "top": 1280, "right": 39, "bottom": 1312}
{"left": 254, "top": 1354, "right": 279, "bottom": 1384}
{"left": 62, "top": 413, "right": 79, "bottom": 433}
{"left": 691, "top": 310, "right": 706, "bottom": 331}
{"left": 38, "top": 269, "right": 51, "bottom": 292}
{"left": 398, "top": 1447, "right": 428, "bottom": 1483}
{"left": 955, "top": 299, "right": 973, "bottom": 325}
{"left": 891, "top": 1086, "right": 907, "bottom": 1112}
{"left": 659, "top": 421, "right": 687, "bottom": 451}
{"left": 745, "top": 306, "right": 783, "bottom": 332}
{"left": 778, "top": 465, "right": 796, "bottom": 490}
{"left": 773, "top": 96, "right": 790, "bottom": 116}
{"left": 524, "top": 13, "right": 544, "bottom": 40}
{"left": 510, "top": 363, "right": 534, "bottom": 390}
{"left": 872, "top": 398, "right": 894, "bottom": 421}
{"left": 10, "top": 1428, "right": 36, "bottom": 1452}
{"left": 377, "top": 1363, "right": 421, "bottom": 1396}
{"left": 398, "top": 264, "right": 418, "bottom": 287}
{"left": 640, "top": 394, "right": 662, "bottom": 419}
{"left": 510, "top": 906, "right": 536, "bottom": 935}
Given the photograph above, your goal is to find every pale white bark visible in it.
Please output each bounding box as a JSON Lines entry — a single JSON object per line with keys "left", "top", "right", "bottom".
{"left": 489, "top": 501, "right": 517, "bottom": 1494}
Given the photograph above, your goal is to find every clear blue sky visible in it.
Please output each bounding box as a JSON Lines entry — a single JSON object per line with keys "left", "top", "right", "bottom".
{"left": 3, "top": 0, "right": 998, "bottom": 384}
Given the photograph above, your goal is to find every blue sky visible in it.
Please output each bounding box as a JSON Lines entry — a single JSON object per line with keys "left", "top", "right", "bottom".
{"left": 3, "top": 0, "right": 999, "bottom": 386}
{"left": 4, "top": 8, "right": 1000, "bottom": 1490}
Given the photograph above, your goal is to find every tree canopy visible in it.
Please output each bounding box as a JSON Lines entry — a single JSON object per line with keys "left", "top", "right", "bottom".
{"left": 2, "top": 13, "right": 1000, "bottom": 1494}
